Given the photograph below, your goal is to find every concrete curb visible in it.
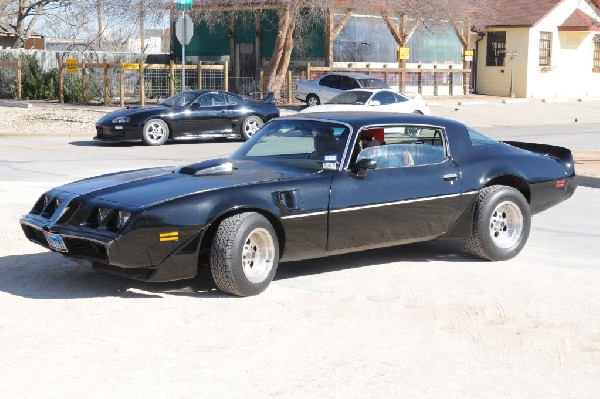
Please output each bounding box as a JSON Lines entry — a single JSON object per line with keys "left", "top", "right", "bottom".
{"left": 0, "top": 100, "right": 32, "bottom": 108}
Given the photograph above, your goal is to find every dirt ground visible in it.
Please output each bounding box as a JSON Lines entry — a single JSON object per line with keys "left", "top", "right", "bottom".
{"left": 0, "top": 100, "right": 599, "bottom": 398}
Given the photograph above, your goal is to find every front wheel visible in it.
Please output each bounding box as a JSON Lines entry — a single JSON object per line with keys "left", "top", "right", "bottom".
{"left": 142, "top": 119, "right": 169, "bottom": 146}
{"left": 210, "top": 212, "right": 279, "bottom": 296}
{"left": 240, "top": 115, "right": 264, "bottom": 140}
{"left": 465, "top": 185, "right": 531, "bottom": 261}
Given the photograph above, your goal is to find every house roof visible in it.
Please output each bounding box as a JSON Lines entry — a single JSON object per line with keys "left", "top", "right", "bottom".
{"left": 487, "top": 0, "right": 563, "bottom": 27}
{"left": 558, "top": 9, "right": 600, "bottom": 31}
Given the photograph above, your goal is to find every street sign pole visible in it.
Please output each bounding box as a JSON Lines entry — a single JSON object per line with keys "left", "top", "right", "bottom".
{"left": 181, "top": 9, "right": 186, "bottom": 90}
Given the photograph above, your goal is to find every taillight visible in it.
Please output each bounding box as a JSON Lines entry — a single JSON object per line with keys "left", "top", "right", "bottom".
{"left": 556, "top": 179, "right": 566, "bottom": 188}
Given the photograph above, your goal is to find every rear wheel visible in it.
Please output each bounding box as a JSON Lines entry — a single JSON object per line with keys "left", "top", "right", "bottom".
{"left": 240, "top": 115, "right": 264, "bottom": 140}
{"left": 306, "top": 94, "right": 320, "bottom": 107}
{"left": 465, "top": 185, "right": 531, "bottom": 261}
{"left": 142, "top": 119, "right": 169, "bottom": 146}
{"left": 210, "top": 212, "right": 279, "bottom": 296}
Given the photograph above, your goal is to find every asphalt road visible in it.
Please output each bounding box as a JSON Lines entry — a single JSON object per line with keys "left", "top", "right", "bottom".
{"left": 0, "top": 102, "right": 599, "bottom": 398}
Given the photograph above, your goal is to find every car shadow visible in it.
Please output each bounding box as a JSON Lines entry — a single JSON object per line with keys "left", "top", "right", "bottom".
{"left": 0, "top": 239, "right": 475, "bottom": 300}
{"left": 69, "top": 138, "right": 237, "bottom": 147}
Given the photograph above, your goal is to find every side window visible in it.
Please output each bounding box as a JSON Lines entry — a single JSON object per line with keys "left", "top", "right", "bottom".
{"left": 393, "top": 92, "right": 409, "bottom": 103}
{"left": 340, "top": 76, "right": 359, "bottom": 90}
{"left": 372, "top": 91, "right": 395, "bottom": 105}
{"left": 320, "top": 75, "right": 341, "bottom": 89}
{"left": 486, "top": 31, "right": 506, "bottom": 66}
{"left": 225, "top": 94, "right": 239, "bottom": 105}
{"left": 466, "top": 126, "right": 498, "bottom": 146}
{"left": 355, "top": 125, "right": 446, "bottom": 169}
{"left": 211, "top": 93, "right": 227, "bottom": 106}
{"left": 198, "top": 94, "right": 213, "bottom": 107}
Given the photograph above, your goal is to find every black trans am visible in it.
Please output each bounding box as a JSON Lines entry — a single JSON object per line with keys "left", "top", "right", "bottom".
{"left": 95, "top": 90, "right": 280, "bottom": 145}
{"left": 21, "top": 113, "right": 576, "bottom": 296}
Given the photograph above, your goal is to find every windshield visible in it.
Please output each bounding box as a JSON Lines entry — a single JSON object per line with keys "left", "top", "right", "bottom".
{"left": 358, "top": 78, "right": 390, "bottom": 89}
{"left": 327, "top": 91, "right": 373, "bottom": 105}
{"left": 158, "top": 91, "right": 200, "bottom": 107}
{"left": 230, "top": 119, "right": 351, "bottom": 170}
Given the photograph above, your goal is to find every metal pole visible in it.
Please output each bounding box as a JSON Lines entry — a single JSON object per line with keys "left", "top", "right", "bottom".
{"left": 509, "top": 65, "right": 514, "bottom": 98}
{"left": 181, "top": 9, "right": 186, "bottom": 91}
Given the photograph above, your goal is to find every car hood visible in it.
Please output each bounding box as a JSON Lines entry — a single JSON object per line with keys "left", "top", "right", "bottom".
{"left": 54, "top": 159, "right": 320, "bottom": 208}
{"left": 96, "top": 105, "right": 172, "bottom": 124}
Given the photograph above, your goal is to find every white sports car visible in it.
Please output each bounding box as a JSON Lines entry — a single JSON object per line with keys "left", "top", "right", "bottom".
{"left": 299, "top": 89, "right": 432, "bottom": 115}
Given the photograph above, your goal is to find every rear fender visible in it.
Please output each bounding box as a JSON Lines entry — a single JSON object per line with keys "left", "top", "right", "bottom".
{"left": 503, "top": 141, "right": 575, "bottom": 177}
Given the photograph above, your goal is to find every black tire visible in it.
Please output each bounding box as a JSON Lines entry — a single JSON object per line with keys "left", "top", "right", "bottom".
{"left": 306, "top": 94, "right": 320, "bottom": 107}
{"left": 240, "top": 115, "right": 264, "bottom": 141}
{"left": 465, "top": 185, "right": 531, "bottom": 261}
{"left": 142, "top": 119, "right": 169, "bottom": 146}
{"left": 210, "top": 212, "right": 279, "bottom": 296}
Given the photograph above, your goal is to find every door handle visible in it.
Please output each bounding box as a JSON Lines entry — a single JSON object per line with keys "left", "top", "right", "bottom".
{"left": 443, "top": 173, "right": 457, "bottom": 181}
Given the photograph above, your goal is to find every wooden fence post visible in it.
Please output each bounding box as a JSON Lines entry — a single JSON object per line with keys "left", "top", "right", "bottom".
{"left": 103, "top": 58, "right": 110, "bottom": 105}
{"left": 16, "top": 58, "right": 22, "bottom": 100}
{"left": 82, "top": 61, "right": 87, "bottom": 103}
{"left": 169, "top": 60, "right": 175, "bottom": 96}
{"left": 139, "top": 59, "right": 145, "bottom": 106}
{"left": 417, "top": 64, "right": 423, "bottom": 95}
{"left": 433, "top": 65, "right": 438, "bottom": 97}
{"left": 58, "top": 60, "right": 64, "bottom": 103}
{"left": 259, "top": 69, "right": 264, "bottom": 99}
{"left": 197, "top": 61, "right": 202, "bottom": 89}
{"left": 287, "top": 70, "right": 292, "bottom": 103}
{"left": 224, "top": 60, "right": 229, "bottom": 92}
{"left": 448, "top": 65, "right": 453, "bottom": 97}
{"left": 119, "top": 59, "right": 125, "bottom": 107}
{"left": 306, "top": 63, "right": 311, "bottom": 79}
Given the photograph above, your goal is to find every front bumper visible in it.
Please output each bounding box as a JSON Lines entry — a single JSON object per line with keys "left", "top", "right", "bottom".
{"left": 95, "top": 124, "right": 143, "bottom": 142}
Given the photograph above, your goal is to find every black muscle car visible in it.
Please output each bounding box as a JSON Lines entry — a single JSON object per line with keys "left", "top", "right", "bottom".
{"left": 21, "top": 113, "right": 576, "bottom": 296}
{"left": 95, "top": 90, "right": 280, "bottom": 145}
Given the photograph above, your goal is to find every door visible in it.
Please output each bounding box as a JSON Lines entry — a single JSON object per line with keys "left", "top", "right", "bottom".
{"left": 327, "top": 125, "right": 462, "bottom": 251}
{"left": 183, "top": 92, "right": 231, "bottom": 135}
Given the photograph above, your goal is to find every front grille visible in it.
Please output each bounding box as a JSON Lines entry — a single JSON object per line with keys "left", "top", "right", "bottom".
{"left": 97, "top": 126, "right": 125, "bottom": 138}
{"left": 21, "top": 224, "right": 48, "bottom": 247}
{"left": 63, "top": 237, "right": 108, "bottom": 261}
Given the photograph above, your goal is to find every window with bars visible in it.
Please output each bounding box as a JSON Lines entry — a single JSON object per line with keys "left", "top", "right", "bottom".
{"left": 486, "top": 31, "right": 506, "bottom": 66}
{"left": 539, "top": 32, "right": 552, "bottom": 66}
{"left": 594, "top": 35, "right": 600, "bottom": 69}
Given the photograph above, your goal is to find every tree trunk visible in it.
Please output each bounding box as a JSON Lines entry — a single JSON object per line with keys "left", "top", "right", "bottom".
{"left": 265, "top": 3, "right": 296, "bottom": 101}
{"left": 97, "top": 0, "right": 104, "bottom": 50}
{"left": 140, "top": 0, "right": 145, "bottom": 52}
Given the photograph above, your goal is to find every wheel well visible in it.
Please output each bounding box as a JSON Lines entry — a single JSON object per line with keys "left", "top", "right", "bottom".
{"left": 197, "top": 208, "right": 286, "bottom": 266}
{"left": 485, "top": 175, "right": 531, "bottom": 203}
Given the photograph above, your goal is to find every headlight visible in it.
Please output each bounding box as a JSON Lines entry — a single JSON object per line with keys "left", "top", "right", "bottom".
{"left": 97, "top": 207, "right": 112, "bottom": 225}
{"left": 116, "top": 211, "right": 131, "bottom": 229}
{"left": 111, "top": 116, "right": 130, "bottom": 124}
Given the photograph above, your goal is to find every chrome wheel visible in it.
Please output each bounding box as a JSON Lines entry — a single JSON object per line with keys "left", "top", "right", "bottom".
{"left": 241, "top": 227, "right": 275, "bottom": 284}
{"left": 143, "top": 119, "right": 169, "bottom": 145}
{"left": 489, "top": 200, "right": 524, "bottom": 249}
{"left": 241, "top": 116, "right": 264, "bottom": 139}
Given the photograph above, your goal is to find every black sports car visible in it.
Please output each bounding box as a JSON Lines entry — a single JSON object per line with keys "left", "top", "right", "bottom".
{"left": 95, "top": 90, "right": 280, "bottom": 145}
{"left": 21, "top": 113, "right": 576, "bottom": 296}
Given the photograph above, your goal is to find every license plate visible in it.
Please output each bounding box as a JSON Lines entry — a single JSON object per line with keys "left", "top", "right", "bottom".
{"left": 44, "top": 232, "right": 68, "bottom": 252}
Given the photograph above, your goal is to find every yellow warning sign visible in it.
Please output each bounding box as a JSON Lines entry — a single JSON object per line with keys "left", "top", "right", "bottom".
{"left": 123, "top": 63, "right": 140, "bottom": 70}
{"left": 398, "top": 47, "right": 410, "bottom": 60}
{"left": 464, "top": 50, "right": 474, "bottom": 56}
{"left": 65, "top": 58, "right": 79, "bottom": 73}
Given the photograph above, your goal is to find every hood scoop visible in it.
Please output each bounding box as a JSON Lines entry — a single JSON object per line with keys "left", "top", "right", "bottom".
{"left": 179, "top": 158, "right": 234, "bottom": 176}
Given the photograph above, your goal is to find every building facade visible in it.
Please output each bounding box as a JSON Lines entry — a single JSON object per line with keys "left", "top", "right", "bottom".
{"left": 475, "top": 0, "right": 600, "bottom": 98}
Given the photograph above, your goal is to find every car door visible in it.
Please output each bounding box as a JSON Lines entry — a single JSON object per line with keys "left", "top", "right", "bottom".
{"left": 318, "top": 74, "right": 342, "bottom": 102}
{"left": 183, "top": 92, "right": 230, "bottom": 135}
{"left": 327, "top": 126, "right": 462, "bottom": 251}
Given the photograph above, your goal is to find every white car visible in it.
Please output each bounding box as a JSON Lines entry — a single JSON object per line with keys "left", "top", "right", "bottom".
{"left": 299, "top": 89, "right": 432, "bottom": 115}
{"left": 294, "top": 72, "right": 390, "bottom": 107}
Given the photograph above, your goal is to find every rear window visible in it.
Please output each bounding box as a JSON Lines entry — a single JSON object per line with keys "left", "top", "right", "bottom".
{"left": 357, "top": 78, "right": 389, "bottom": 89}
{"left": 467, "top": 126, "right": 498, "bottom": 146}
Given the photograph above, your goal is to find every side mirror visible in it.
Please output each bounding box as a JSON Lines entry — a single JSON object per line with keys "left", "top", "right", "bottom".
{"left": 351, "top": 158, "right": 377, "bottom": 178}
{"left": 369, "top": 100, "right": 381, "bottom": 106}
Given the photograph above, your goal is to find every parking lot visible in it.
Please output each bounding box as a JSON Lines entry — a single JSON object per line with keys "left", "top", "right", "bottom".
{"left": 1, "top": 98, "right": 599, "bottom": 398}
